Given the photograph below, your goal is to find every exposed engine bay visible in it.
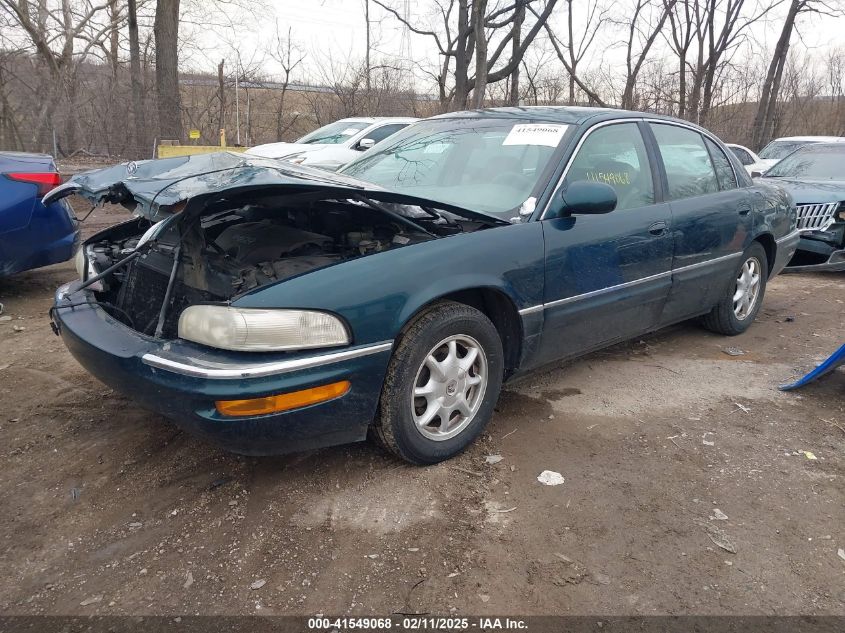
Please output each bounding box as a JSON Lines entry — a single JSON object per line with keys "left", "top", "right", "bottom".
{"left": 84, "top": 192, "right": 487, "bottom": 338}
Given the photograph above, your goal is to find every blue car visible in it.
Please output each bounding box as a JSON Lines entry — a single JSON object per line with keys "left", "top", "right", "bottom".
{"left": 0, "top": 152, "right": 78, "bottom": 276}
{"left": 47, "top": 107, "right": 798, "bottom": 464}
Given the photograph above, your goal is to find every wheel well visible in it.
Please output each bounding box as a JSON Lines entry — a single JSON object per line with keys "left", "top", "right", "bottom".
{"left": 409, "top": 288, "right": 523, "bottom": 378}
{"left": 754, "top": 233, "right": 776, "bottom": 276}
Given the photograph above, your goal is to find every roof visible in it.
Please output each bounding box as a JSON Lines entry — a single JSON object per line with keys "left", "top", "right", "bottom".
{"left": 770, "top": 136, "right": 845, "bottom": 142}
{"left": 789, "top": 142, "right": 845, "bottom": 152}
{"left": 430, "top": 106, "right": 681, "bottom": 125}
{"left": 339, "top": 117, "right": 419, "bottom": 124}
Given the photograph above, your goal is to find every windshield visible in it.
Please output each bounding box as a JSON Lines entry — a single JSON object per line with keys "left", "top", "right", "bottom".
{"left": 297, "top": 121, "right": 370, "bottom": 145}
{"left": 764, "top": 145, "right": 845, "bottom": 180}
{"left": 339, "top": 118, "right": 569, "bottom": 216}
{"left": 759, "top": 140, "right": 814, "bottom": 160}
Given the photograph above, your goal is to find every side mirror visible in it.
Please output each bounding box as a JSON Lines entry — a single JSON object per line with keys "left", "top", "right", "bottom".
{"left": 750, "top": 170, "right": 763, "bottom": 178}
{"left": 356, "top": 138, "right": 375, "bottom": 151}
{"left": 548, "top": 181, "right": 617, "bottom": 218}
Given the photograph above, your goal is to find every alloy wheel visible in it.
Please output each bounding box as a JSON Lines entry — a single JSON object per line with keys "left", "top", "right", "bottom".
{"left": 411, "top": 334, "right": 488, "bottom": 441}
{"left": 733, "top": 256, "right": 762, "bottom": 320}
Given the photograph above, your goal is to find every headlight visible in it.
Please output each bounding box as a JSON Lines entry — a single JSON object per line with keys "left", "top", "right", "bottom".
{"left": 74, "top": 248, "right": 87, "bottom": 279}
{"left": 177, "top": 306, "right": 350, "bottom": 352}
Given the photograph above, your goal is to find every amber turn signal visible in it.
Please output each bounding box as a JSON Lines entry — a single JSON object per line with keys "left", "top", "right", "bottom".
{"left": 215, "top": 381, "right": 350, "bottom": 417}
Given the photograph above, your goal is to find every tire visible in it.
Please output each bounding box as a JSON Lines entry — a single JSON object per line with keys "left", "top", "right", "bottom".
{"left": 373, "top": 301, "right": 504, "bottom": 464}
{"left": 701, "top": 242, "right": 768, "bottom": 336}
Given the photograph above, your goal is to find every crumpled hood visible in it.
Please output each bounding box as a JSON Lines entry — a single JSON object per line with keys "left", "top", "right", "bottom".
{"left": 758, "top": 177, "right": 845, "bottom": 204}
{"left": 42, "top": 151, "right": 506, "bottom": 225}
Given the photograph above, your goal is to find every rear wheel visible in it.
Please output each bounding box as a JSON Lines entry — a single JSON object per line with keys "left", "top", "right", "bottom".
{"left": 373, "top": 301, "right": 504, "bottom": 464}
{"left": 702, "top": 242, "right": 768, "bottom": 336}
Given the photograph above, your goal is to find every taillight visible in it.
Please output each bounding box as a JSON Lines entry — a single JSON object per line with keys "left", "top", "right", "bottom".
{"left": 5, "top": 172, "right": 63, "bottom": 197}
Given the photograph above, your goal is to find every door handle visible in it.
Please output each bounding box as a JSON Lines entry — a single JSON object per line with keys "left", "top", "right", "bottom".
{"left": 649, "top": 221, "right": 667, "bottom": 236}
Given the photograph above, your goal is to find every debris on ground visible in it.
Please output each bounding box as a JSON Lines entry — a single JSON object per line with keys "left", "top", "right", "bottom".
{"left": 537, "top": 470, "right": 565, "bottom": 486}
{"left": 79, "top": 594, "right": 103, "bottom": 606}
{"left": 722, "top": 347, "right": 745, "bottom": 356}
{"left": 250, "top": 579, "right": 266, "bottom": 590}
{"left": 706, "top": 525, "right": 738, "bottom": 554}
{"left": 702, "top": 432, "right": 715, "bottom": 446}
{"left": 838, "top": 549, "right": 845, "bottom": 562}
{"left": 802, "top": 451, "right": 817, "bottom": 460}
{"left": 484, "top": 455, "right": 503, "bottom": 465}
{"left": 710, "top": 509, "right": 729, "bottom": 521}
{"left": 183, "top": 571, "right": 194, "bottom": 589}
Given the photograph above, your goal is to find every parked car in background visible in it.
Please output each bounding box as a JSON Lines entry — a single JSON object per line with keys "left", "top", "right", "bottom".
{"left": 0, "top": 152, "right": 78, "bottom": 276}
{"left": 756, "top": 136, "right": 845, "bottom": 172}
{"left": 47, "top": 107, "right": 797, "bottom": 464}
{"left": 727, "top": 143, "right": 769, "bottom": 175}
{"left": 758, "top": 143, "right": 845, "bottom": 272}
{"left": 245, "top": 117, "right": 418, "bottom": 171}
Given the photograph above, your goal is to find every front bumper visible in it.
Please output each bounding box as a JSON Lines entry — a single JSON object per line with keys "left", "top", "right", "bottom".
{"left": 51, "top": 283, "right": 393, "bottom": 455}
{"left": 783, "top": 224, "right": 845, "bottom": 273}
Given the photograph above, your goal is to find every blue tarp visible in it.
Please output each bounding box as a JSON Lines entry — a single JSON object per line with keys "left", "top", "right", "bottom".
{"left": 779, "top": 343, "right": 845, "bottom": 391}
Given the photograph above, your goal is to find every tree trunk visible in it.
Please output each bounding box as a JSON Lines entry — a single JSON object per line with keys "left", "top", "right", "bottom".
{"left": 752, "top": 0, "right": 800, "bottom": 150}
{"left": 470, "top": 0, "right": 489, "bottom": 108}
{"left": 154, "top": 0, "right": 182, "bottom": 141}
{"left": 508, "top": 3, "right": 525, "bottom": 106}
{"left": 218, "top": 60, "right": 226, "bottom": 140}
{"left": 453, "top": 0, "right": 471, "bottom": 110}
{"left": 128, "top": 0, "right": 146, "bottom": 155}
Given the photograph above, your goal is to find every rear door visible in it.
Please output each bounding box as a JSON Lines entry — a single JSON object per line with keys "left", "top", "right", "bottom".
{"left": 647, "top": 122, "right": 751, "bottom": 323}
{"left": 535, "top": 121, "right": 674, "bottom": 365}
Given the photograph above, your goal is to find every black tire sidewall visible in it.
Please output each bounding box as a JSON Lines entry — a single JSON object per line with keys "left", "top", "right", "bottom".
{"left": 380, "top": 304, "right": 504, "bottom": 464}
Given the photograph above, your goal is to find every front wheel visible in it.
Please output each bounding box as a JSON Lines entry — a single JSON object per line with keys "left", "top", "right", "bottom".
{"left": 373, "top": 301, "right": 504, "bottom": 464}
{"left": 701, "top": 242, "right": 768, "bottom": 336}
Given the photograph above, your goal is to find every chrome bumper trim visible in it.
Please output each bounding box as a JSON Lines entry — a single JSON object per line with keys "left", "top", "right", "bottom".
{"left": 141, "top": 341, "right": 394, "bottom": 379}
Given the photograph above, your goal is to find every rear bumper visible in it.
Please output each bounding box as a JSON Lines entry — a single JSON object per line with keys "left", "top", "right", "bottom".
{"left": 51, "top": 283, "right": 392, "bottom": 455}
{"left": 0, "top": 200, "right": 78, "bottom": 276}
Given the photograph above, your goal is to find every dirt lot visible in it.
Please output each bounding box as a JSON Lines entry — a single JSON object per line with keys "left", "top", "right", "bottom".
{"left": 0, "top": 204, "right": 843, "bottom": 616}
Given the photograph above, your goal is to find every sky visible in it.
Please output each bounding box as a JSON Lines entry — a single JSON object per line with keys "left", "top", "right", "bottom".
{"left": 180, "top": 0, "right": 845, "bottom": 90}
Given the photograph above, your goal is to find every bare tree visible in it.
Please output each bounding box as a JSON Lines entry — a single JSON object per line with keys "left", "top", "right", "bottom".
{"left": 128, "top": 0, "right": 147, "bottom": 152}
{"left": 540, "top": 0, "right": 612, "bottom": 105}
{"left": 269, "top": 22, "right": 305, "bottom": 140}
{"left": 751, "top": 0, "right": 842, "bottom": 149}
{"left": 0, "top": 0, "right": 125, "bottom": 152}
{"left": 374, "top": 0, "right": 559, "bottom": 110}
{"left": 154, "top": 0, "right": 181, "bottom": 140}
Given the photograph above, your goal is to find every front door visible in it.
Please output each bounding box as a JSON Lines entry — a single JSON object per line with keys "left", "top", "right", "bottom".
{"left": 536, "top": 121, "right": 674, "bottom": 365}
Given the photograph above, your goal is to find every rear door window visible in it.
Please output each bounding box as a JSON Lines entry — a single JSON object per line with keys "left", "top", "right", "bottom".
{"left": 364, "top": 123, "right": 408, "bottom": 146}
{"left": 705, "top": 138, "right": 737, "bottom": 191}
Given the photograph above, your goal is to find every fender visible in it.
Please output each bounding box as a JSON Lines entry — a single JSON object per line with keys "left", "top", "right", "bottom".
{"left": 233, "top": 221, "right": 546, "bottom": 346}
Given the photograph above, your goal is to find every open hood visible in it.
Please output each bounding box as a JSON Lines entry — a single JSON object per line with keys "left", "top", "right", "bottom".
{"left": 43, "top": 151, "right": 506, "bottom": 225}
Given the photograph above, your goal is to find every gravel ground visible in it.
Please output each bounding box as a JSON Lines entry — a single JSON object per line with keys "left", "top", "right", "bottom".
{"left": 0, "top": 203, "right": 843, "bottom": 616}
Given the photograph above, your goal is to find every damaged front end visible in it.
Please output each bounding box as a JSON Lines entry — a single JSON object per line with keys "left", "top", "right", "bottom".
{"left": 50, "top": 152, "right": 502, "bottom": 341}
